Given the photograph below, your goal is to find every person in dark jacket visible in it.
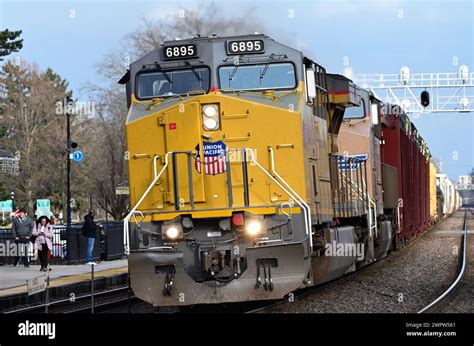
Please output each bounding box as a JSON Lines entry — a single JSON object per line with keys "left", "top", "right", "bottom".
{"left": 83, "top": 209, "right": 97, "bottom": 265}
{"left": 11, "top": 208, "right": 34, "bottom": 267}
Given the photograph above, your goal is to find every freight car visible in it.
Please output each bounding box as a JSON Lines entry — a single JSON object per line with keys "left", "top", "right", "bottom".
{"left": 120, "top": 34, "right": 458, "bottom": 306}
{"left": 429, "top": 161, "right": 440, "bottom": 224}
{"left": 378, "top": 105, "right": 431, "bottom": 245}
{"left": 437, "top": 174, "right": 462, "bottom": 218}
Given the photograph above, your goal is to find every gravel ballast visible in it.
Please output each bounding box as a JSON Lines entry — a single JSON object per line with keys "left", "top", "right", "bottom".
{"left": 270, "top": 211, "right": 466, "bottom": 313}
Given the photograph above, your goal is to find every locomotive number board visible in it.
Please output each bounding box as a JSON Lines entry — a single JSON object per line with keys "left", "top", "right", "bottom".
{"left": 226, "top": 40, "right": 264, "bottom": 55}
{"left": 163, "top": 44, "right": 198, "bottom": 60}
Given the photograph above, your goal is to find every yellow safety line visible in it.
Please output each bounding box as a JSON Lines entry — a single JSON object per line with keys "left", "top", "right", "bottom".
{"left": 0, "top": 266, "right": 128, "bottom": 297}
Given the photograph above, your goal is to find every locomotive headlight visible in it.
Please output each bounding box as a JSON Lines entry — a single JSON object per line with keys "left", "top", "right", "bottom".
{"left": 246, "top": 220, "right": 262, "bottom": 236}
{"left": 203, "top": 104, "right": 218, "bottom": 117}
{"left": 202, "top": 104, "right": 220, "bottom": 131}
{"left": 203, "top": 117, "right": 218, "bottom": 130}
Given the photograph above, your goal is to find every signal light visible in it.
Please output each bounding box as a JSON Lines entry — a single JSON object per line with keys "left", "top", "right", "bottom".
{"left": 420, "top": 91, "right": 430, "bottom": 107}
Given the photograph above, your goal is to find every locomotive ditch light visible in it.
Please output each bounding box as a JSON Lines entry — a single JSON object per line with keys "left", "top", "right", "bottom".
{"left": 202, "top": 104, "right": 220, "bottom": 131}
{"left": 246, "top": 220, "right": 263, "bottom": 236}
{"left": 163, "top": 223, "right": 183, "bottom": 240}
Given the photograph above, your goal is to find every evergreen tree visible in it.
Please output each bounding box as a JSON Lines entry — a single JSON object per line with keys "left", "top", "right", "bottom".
{"left": 0, "top": 29, "right": 23, "bottom": 61}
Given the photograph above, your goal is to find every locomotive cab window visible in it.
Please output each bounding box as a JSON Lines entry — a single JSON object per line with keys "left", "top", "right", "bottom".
{"left": 218, "top": 62, "right": 296, "bottom": 91}
{"left": 344, "top": 99, "right": 366, "bottom": 119}
{"left": 136, "top": 67, "right": 210, "bottom": 99}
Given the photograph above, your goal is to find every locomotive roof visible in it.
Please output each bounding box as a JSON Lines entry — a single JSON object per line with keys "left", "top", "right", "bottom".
{"left": 119, "top": 33, "right": 304, "bottom": 85}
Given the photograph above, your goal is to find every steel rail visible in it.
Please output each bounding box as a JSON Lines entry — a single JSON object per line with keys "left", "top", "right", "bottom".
{"left": 418, "top": 209, "right": 469, "bottom": 313}
{"left": 3, "top": 286, "right": 130, "bottom": 314}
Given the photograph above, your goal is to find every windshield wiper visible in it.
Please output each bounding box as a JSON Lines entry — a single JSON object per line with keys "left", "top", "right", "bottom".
{"left": 259, "top": 54, "right": 280, "bottom": 81}
{"left": 185, "top": 61, "right": 202, "bottom": 83}
{"left": 161, "top": 70, "right": 172, "bottom": 84}
{"left": 260, "top": 63, "right": 270, "bottom": 80}
{"left": 145, "top": 62, "right": 172, "bottom": 84}
{"left": 230, "top": 65, "right": 239, "bottom": 80}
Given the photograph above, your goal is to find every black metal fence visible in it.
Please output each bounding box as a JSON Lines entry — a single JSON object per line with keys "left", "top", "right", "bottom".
{"left": 0, "top": 221, "right": 124, "bottom": 265}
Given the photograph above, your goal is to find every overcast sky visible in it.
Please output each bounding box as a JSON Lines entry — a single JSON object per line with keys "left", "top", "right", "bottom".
{"left": 1, "top": 0, "right": 473, "bottom": 180}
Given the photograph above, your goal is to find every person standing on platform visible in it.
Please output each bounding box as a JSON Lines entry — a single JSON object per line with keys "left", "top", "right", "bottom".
{"left": 11, "top": 208, "right": 34, "bottom": 268}
{"left": 82, "top": 209, "right": 98, "bottom": 265}
{"left": 32, "top": 216, "right": 53, "bottom": 271}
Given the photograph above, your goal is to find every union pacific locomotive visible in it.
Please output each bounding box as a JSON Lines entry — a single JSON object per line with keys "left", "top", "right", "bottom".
{"left": 119, "top": 34, "right": 460, "bottom": 306}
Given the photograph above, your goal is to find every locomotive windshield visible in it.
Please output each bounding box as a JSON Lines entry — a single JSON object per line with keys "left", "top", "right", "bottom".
{"left": 218, "top": 62, "right": 296, "bottom": 91}
{"left": 136, "top": 67, "right": 210, "bottom": 98}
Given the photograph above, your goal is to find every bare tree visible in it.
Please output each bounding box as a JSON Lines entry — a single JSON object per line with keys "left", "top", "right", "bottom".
{"left": 0, "top": 60, "right": 70, "bottom": 214}
{"left": 96, "top": 1, "right": 264, "bottom": 83}
{"left": 79, "top": 84, "right": 128, "bottom": 219}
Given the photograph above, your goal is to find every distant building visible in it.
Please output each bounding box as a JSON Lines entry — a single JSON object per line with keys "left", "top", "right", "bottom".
{"left": 458, "top": 175, "right": 473, "bottom": 188}
{"left": 0, "top": 150, "right": 20, "bottom": 176}
{"left": 457, "top": 175, "right": 474, "bottom": 206}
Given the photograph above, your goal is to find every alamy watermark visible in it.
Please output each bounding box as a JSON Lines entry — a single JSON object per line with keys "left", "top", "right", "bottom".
{"left": 55, "top": 99, "right": 96, "bottom": 117}
{"left": 0, "top": 240, "right": 37, "bottom": 260}
{"left": 324, "top": 240, "right": 365, "bottom": 261}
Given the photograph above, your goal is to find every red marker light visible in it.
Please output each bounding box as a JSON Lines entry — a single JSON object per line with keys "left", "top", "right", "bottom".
{"left": 420, "top": 91, "right": 430, "bottom": 108}
{"left": 232, "top": 213, "right": 245, "bottom": 226}
{"left": 210, "top": 87, "right": 218, "bottom": 93}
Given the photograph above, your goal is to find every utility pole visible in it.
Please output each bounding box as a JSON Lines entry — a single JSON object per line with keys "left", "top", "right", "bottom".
{"left": 66, "top": 96, "right": 72, "bottom": 237}
{"left": 10, "top": 191, "right": 14, "bottom": 216}
{"left": 105, "top": 197, "right": 108, "bottom": 222}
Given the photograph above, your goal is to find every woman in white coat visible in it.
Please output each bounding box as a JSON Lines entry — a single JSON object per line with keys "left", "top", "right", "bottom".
{"left": 32, "top": 216, "right": 53, "bottom": 271}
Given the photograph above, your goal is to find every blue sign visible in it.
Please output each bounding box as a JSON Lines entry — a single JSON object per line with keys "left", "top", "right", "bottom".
{"left": 0, "top": 200, "right": 13, "bottom": 213}
{"left": 71, "top": 150, "right": 84, "bottom": 163}
{"left": 36, "top": 199, "right": 51, "bottom": 218}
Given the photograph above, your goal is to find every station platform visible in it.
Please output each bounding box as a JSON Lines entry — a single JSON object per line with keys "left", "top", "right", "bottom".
{"left": 0, "top": 259, "right": 128, "bottom": 298}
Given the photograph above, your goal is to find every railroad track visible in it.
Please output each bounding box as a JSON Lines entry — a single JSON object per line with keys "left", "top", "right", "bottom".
{"left": 417, "top": 208, "right": 471, "bottom": 313}
{"left": 248, "top": 209, "right": 472, "bottom": 314}
{"left": 3, "top": 286, "right": 135, "bottom": 314}
{"left": 4, "top": 210, "right": 469, "bottom": 314}
{"left": 244, "top": 260, "right": 377, "bottom": 314}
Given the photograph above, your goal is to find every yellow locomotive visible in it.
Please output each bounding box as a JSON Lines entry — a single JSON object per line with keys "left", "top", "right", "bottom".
{"left": 120, "top": 34, "right": 403, "bottom": 306}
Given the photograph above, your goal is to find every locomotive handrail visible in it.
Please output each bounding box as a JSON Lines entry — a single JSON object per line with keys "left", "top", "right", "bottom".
{"left": 368, "top": 198, "right": 378, "bottom": 238}
{"left": 123, "top": 153, "right": 171, "bottom": 255}
{"left": 229, "top": 147, "right": 312, "bottom": 250}
{"left": 331, "top": 154, "right": 369, "bottom": 218}
{"left": 267, "top": 147, "right": 313, "bottom": 249}
{"left": 340, "top": 167, "right": 377, "bottom": 238}
{"left": 124, "top": 148, "right": 313, "bottom": 254}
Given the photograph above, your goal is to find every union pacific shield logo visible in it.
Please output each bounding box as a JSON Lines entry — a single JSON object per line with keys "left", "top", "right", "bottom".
{"left": 195, "top": 141, "right": 227, "bottom": 175}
